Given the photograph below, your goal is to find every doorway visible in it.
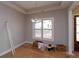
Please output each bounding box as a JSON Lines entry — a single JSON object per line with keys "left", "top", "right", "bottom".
{"left": 74, "top": 15, "right": 79, "bottom": 51}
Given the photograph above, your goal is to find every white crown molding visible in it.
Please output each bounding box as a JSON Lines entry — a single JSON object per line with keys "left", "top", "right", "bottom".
{"left": 69, "top": 1, "right": 79, "bottom": 10}
{"left": 26, "top": 5, "right": 67, "bottom": 14}
{"left": 1, "top": 1, "right": 26, "bottom": 14}
{"left": 1, "top": 1, "right": 73, "bottom": 14}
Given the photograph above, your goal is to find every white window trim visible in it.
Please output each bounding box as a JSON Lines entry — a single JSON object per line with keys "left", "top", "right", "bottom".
{"left": 32, "top": 18, "right": 54, "bottom": 41}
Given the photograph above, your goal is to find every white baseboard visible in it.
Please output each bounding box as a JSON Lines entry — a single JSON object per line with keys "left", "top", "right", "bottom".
{"left": 25, "top": 41, "right": 33, "bottom": 44}
{"left": 0, "top": 48, "right": 12, "bottom": 57}
{"left": 0, "top": 41, "right": 26, "bottom": 56}
{"left": 14, "top": 41, "right": 26, "bottom": 49}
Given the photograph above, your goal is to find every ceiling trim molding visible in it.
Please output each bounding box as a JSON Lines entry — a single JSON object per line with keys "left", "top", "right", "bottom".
{"left": 1, "top": 1, "right": 26, "bottom": 14}
{"left": 69, "top": 1, "right": 79, "bottom": 10}
{"left": 1, "top": 1, "right": 73, "bottom": 14}
{"left": 26, "top": 6, "right": 66, "bottom": 14}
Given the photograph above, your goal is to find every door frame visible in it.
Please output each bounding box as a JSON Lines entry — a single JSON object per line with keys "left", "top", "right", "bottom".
{"left": 74, "top": 15, "right": 79, "bottom": 51}
{"left": 68, "top": 2, "right": 79, "bottom": 55}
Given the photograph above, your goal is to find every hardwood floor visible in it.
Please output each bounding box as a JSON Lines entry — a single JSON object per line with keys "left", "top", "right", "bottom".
{"left": 0, "top": 43, "right": 79, "bottom": 58}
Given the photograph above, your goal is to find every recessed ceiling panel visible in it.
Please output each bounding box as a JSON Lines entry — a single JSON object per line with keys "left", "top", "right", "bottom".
{"left": 13, "top": 1, "right": 61, "bottom": 10}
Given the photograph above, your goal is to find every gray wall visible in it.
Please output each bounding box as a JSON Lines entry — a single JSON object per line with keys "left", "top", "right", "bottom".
{"left": 0, "top": 4, "right": 25, "bottom": 54}
{"left": 25, "top": 9, "right": 68, "bottom": 46}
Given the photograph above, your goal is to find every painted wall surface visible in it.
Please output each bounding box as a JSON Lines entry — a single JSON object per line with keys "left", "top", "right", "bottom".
{"left": 0, "top": 4, "right": 25, "bottom": 54}
{"left": 25, "top": 9, "right": 68, "bottom": 46}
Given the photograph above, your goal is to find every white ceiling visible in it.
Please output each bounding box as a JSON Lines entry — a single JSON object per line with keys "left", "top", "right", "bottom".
{"left": 13, "top": 1, "right": 61, "bottom": 10}
{"left": 1, "top": 1, "right": 73, "bottom": 14}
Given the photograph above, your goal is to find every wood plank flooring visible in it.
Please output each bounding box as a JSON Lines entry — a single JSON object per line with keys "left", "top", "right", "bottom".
{"left": 0, "top": 43, "right": 79, "bottom": 58}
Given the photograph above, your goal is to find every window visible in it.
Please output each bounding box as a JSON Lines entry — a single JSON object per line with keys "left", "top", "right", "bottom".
{"left": 43, "top": 20, "right": 52, "bottom": 39}
{"left": 32, "top": 18, "right": 54, "bottom": 40}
